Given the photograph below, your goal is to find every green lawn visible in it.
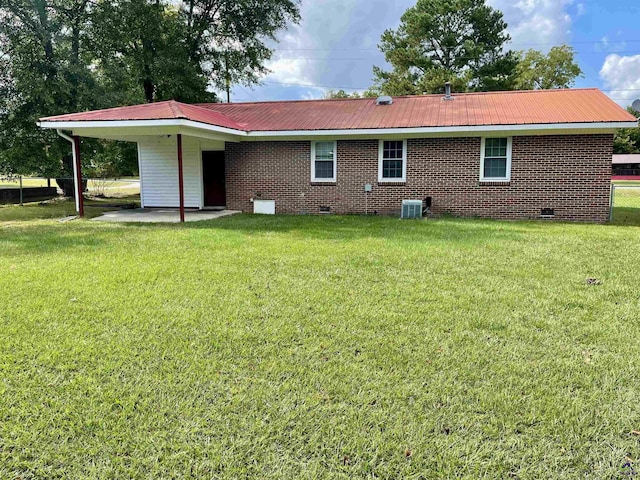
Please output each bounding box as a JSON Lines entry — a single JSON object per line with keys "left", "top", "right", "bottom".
{"left": 1, "top": 213, "right": 640, "bottom": 478}
{"left": 0, "top": 178, "right": 54, "bottom": 188}
{"left": 612, "top": 180, "right": 640, "bottom": 186}
{"left": 0, "top": 196, "right": 139, "bottom": 222}
{"left": 0, "top": 177, "right": 140, "bottom": 188}
{"left": 0, "top": 178, "right": 140, "bottom": 198}
{"left": 612, "top": 185, "right": 640, "bottom": 225}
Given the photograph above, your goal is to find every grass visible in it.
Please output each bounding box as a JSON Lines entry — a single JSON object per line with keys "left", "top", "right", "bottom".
{"left": 1, "top": 212, "right": 640, "bottom": 479}
{"left": 0, "top": 178, "right": 140, "bottom": 198}
{"left": 0, "top": 177, "right": 139, "bottom": 188}
{"left": 611, "top": 185, "right": 640, "bottom": 225}
{"left": 0, "top": 196, "right": 139, "bottom": 222}
{"left": 0, "top": 178, "right": 54, "bottom": 188}
{"left": 612, "top": 180, "right": 640, "bottom": 186}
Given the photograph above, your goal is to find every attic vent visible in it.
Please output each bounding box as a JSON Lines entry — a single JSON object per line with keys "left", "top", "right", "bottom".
{"left": 443, "top": 82, "right": 453, "bottom": 100}
{"left": 376, "top": 95, "right": 393, "bottom": 105}
{"left": 401, "top": 200, "right": 423, "bottom": 219}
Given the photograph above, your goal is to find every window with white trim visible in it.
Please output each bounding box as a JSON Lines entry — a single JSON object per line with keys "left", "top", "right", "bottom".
{"left": 378, "top": 139, "right": 407, "bottom": 182}
{"left": 311, "top": 141, "right": 336, "bottom": 182}
{"left": 480, "top": 137, "right": 512, "bottom": 182}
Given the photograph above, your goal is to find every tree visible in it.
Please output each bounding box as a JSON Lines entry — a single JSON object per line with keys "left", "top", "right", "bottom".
{"left": 614, "top": 106, "right": 640, "bottom": 154}
{"left": 324, "top": 90, "right": 361, "bottom": 99}
{"left": 0, "top": 0, "right": 300, "bottom": 180}
{"left": 514, "top": 45, "right": 583, "bottom": 90}
{"left": 92, "top": 0, "right": 300, "bottom": 104}
{"left": 372, "top": 0, "right": 518, "bottom": 96}
{"left": 0, "top": 0, "right": 99, "bottom": 182}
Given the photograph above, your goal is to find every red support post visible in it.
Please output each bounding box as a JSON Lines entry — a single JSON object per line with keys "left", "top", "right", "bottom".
{"left": 73, "top": 135, "right": 84, "bottom": 218}
{"left": 177, "top": 134, "right": 185, "bottom": 222}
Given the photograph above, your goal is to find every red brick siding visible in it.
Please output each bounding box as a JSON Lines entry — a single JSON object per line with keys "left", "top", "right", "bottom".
{"left": 225, "top": 134, "right": 613, "bottom": 222}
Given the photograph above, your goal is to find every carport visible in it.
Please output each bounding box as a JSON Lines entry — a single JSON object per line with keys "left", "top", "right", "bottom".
{"left": 38, "top": 101, "right": 247, "bottom": 222}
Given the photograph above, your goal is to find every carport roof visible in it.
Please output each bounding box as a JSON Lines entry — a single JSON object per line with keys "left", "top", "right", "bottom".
{"left": 41, "top": 100, "right": 246, "bottom": 130}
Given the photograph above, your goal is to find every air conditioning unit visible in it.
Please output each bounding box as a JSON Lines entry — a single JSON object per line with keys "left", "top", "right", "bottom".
{"left": 401, "top": 200, "right": 423, "bottom": 219}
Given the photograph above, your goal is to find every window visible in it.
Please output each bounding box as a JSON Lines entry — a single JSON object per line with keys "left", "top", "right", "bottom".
{"left": 480, "top": 137, "right": 512, "bottom": 182}
{"left": 311, "top": 141, "right": 336, "bottom": 182}
{"left": 378, "top": 139, "right": 407, "bottom": 182}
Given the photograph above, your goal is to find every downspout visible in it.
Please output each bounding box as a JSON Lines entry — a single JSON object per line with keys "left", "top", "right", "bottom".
{"left": 56, "top": 129, "right": 81, "bottom": 215}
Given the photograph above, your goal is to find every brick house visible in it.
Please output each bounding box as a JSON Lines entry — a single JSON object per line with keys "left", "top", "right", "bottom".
{"left": 39, "top": 88, "right": 637, "bottom": 222}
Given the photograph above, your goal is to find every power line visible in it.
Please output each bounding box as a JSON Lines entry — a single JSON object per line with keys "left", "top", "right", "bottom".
{"left": 237, "top": 85, "right": 259, "bottom": 101}
{"left": 263, "top": 80, "right": 363, "bottom": 90}
{"left": 262, "top": 80, "right": 640, "bottom": 94}
{"left": 269, "top": 50, "right": 640, "bottom": 61}
{"left": 275, "top": 39, "right": 640, "bottom": 52}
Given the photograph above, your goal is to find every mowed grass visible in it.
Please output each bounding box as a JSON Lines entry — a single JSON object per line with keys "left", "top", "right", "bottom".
{"left": 0, "top": 196, "right": 139, "bottom": 222}
{"left": 612, "top": 180, "right": 640, "bottom": 186}
{"left": 1, "top": 214, "right": 640, "bottom": 479}
{"left": 612, "top": 186, "right": 640, "bottom": 225}
{"left": 0, "top": 178, "right": 139, "bottom": 188}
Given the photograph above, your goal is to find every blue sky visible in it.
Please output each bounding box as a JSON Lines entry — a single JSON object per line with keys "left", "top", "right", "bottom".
{"left": 229, "top": 0, "right": 640, "bottom": 107}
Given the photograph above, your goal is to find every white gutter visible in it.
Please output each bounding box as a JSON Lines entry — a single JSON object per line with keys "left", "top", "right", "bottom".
{"left": 56, "top": 129, "right": 80, "bottom": 213}
{"left": 40, "top": 119, "right": 248, "bottom": 137}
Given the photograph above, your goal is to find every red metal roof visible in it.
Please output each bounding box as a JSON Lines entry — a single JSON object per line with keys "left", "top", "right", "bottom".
{"left": 40, "top": 100, "right": 245, "bottom": 130}
{"left": 41, "top": 89, "right": 637, "bottom": 132}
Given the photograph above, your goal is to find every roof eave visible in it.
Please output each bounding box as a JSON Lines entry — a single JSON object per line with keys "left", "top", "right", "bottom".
{"left": 38, "top": 118, "right": 248, "bottom": 139}
{"left": 243, "top": 121, "right": 638, "bottom": 139}
{"left": 37, "top": 119, "right": 637, "bottom": 141}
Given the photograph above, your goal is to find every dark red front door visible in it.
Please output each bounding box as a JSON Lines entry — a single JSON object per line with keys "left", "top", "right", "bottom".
{"left": 202, "top": 151, "right": 226, "bottom": 207}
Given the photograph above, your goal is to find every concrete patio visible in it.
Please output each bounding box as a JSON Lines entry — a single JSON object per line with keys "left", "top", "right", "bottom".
{"left": 92, "top": 208, "right": 241, "bottom": 223}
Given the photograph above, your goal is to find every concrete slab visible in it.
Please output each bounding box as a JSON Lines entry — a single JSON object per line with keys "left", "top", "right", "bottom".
{"left": 91, "top": 208, "right": 241, "bottom": 223}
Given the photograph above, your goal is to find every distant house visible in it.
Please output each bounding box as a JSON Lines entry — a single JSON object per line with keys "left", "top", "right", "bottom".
{"left": 612, "top": 154, "right": 640, "bottom": 179}
{"left": 38, "top": 88, "right": 637, "bottom": 222}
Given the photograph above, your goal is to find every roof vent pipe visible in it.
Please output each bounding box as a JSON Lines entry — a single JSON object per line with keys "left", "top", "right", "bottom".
{"left": 444, "top": 82, "right": 453, "bottom": 100}
{"left": 376, "top": 95, "right": 393, "bottom": 105}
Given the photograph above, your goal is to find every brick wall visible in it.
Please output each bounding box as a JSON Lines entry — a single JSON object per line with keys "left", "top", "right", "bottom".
{"left": 225, "top": 134, "right": 613, "bottom": 222}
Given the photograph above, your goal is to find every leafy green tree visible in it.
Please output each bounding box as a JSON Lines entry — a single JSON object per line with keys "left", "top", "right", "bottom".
{"left": 514, "top": 45, "right": 583, "bottom": 90}
{"left": 372, "top": 0, "right": 517, "bottom": 96}
{"left": 0, "top": 0, "right": 99, "bottom": 181}
{"left": 0, "top": 0, "right": 300, "bottom": 181}
{"left": 614, "top": 106, "right": 640, "bottom": 154}
{"left": 92, "top": 0, "right": 300, "bottom": 103}
{"left": 324, "top": 89, "right": 362, "bottom": 99}
{"left": 90, "top": 0, "right": 204, "bottom": 104}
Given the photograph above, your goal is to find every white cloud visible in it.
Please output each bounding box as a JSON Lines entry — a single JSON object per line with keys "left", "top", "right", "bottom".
{"left": 235, "top": 0, "right": 580, "bottom": 101}
{"left": 265, "top": 57, "right": 315, "bottom": 86}
{"left": 488, "top": 0, "right": 574, "bottom": 49}
{"left": 597, "top": 35, "right": 627, "bottom": 54}
{"left": 238, "top": 0, "right": 413, "bottom": 100}
{"left": 600, "top": 54, "right": 640, "bottom": 106}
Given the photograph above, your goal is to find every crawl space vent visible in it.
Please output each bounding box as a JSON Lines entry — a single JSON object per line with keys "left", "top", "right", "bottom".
{"left": 541, "top": 208, "right": 555, "bottom": 218}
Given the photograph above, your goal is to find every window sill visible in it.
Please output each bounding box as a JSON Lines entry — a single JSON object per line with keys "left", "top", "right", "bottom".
{"left": 479, "top": 180, "right": 511, "bottom": 186}
{"left": 377, "top": 180, "right": 406, "bottom": 186}
{"left": 310, "top": 181, "right": 337, "bottom": 186}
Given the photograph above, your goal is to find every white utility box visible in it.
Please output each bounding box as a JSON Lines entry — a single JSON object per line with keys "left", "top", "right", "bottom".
{"left": 253, "top": 199, "right": 275, "bottom": 214}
